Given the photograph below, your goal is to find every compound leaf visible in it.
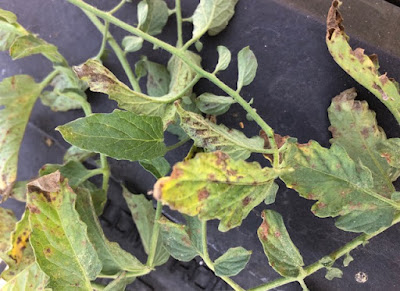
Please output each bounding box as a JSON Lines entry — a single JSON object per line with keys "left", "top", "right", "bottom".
{"left": 177, "top": 104, "right": 265, "bottom": 160}
{"left": 326, "top": 1, "right": 400, "bottom": 123}
{"left": 192, "top": 0, "right": 239, "bottom": 37}
{"left": 280, "top": 140, "right": 398, "bottom": 233}
{"left": 258, "top": 210, "right": 304, "bottom": 278}
{"left": 0, "top": 75, "right": 42, "bottom": 197}
{"left": 214, "top": 247, "right": 252, "bottom": 277}
{"left": 57, "top": 110, "right": 167, "bottom": 162}
{"left": 154, "top": 151, "right": 276, "bottom": 232}
{"left": 237, "top": 46, "right": 258, "bottom": 91}
{"left": 27, "top": 171, "right": 102, "bottom": 290}
{"left": 122, "top": 188, "right": 169, "bottom": 267}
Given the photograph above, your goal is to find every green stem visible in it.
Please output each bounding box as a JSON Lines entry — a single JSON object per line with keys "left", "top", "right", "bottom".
{"left": 66, "top": 0, "right": 278, "bottom": 153}
{"left": 166, "top": 137, "right": 191, "bottom": 152}
{"left": 200, "top": 221, "right": 245, "bottom": 291}
{"left": 175, "top": 0, "right": 183, "bottom": 47}
{"left": 109, "top": 0, "right": 126, "bottom": 14}
{"left": 298, "top": 279, "right": 309, "bottom": 291}
{"left": 82, "top": 10, "right": 142, "bottom": 92}
{"left": 146, "top": 201, "right": 163, "bottom": 267}
{"left": 182, "top": 17, "right": 193, "bottom": 23}
{"left": 82, "top": 168, "right": 104, "bottom": 181}
{"left": 249, "top": 212, "right": 400, "bottom": 291}
{"left": 95, "top": 20, "right": 109, "bottom": 61}
{"left": 39, "top": 69, "right": 59, "bottom": 90}
{"left": 100, "top": 154, "right": 110, "bottom": 193}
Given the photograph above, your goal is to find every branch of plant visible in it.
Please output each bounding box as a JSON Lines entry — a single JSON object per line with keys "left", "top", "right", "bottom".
{"left": 200, "top": 221, "right": 245, "bottom": 291}
{"left": 109, "top": 0, "right": 127, "bottom": 15}
{"left": 166, "top": 137, "right": 191, "bottom": 152}
{"left": 94, "top": 20, "right": 109, "bottom": 61}
{"left": 66, "top": 0, "right": 279, "bottom": 158}
{"left": 248, "top": 212, "right": 400, "bottom": 291}
{"left": 175, "top": 0, "right": 183, "bottom": 47}
{"left": 39, "top": 69, "right": 59, "bottom": 91}
{"left": 146, "top": 201, "right": 163, "bottom": 267}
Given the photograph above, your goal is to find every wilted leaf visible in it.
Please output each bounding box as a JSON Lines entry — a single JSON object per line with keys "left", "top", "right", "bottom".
{"left": 237, "top": 46, "right": 258, "bottom": 91}
{"left": 76, "top": 187, "right": 149, "bottom": 276}
{"left": 195, "top": 93, "right": 235, "bottom": 115}
{"left": 1, "top": 263, "right": 48, "bottom": 291}
{"left": 325, "top": 267, "right": 343, "bottom": 280}
{"left": 10, "top": 35, "right": 66, "bottom": 65}
{"left": 122, "top": 36, "right": 144, "bottom": 53}
{"left": 214, "top": 247, "right": 252, "bottom": 277}
{"left": 257, "top": 210, "right": 304, "bottom": 277}
{"left": 27, "top": 171, "right": 102, "bottom": 289}
{"left": 122, "top": 189, "right": 169, "bottom": 266}
{"left": 154, "top": 151, "right": 276, "bottom": 231}
{"left": 138, "top": 0, "right": 169, "bottom": 36}
{"left": 0, "top": 75, "right": 42, "bottom": 197}
{"left": 57, "top": 110, "right": 167, "bottom": 162}
{"left": 192, "top": 0, "right": 238, "bottom": 37}
{"left": 280, "top": 140, "right": 398, "bottom": 233}
{"left": 177, "top": 104, "right": 265, "bottom": 160}
{"left": 73, "top": 60, "right": 175, "bottom": 125}
{"left": 326, "top": 1, "right": 400, "bottom": 123}
{"left": 158, "top": 215, "right": 203, "bottom": 261}
{"left": 139, "top": 157, "right": 170, "bottom": 179}
{"left": 328, "top": 88, "right": 400, "bottom": 197}
{"left": 63, "top": 146, "right": 95, "bottom": 163}
{"left": 215, "top": 45, "right": 231, "bottom": 72}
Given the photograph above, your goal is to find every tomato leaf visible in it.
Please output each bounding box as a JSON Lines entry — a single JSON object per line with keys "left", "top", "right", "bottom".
{"left": 195, "top": 93, "right": 236, "bottom": 116}
{"left": 237, "top": 46, "right": 258, "bottom": 91}
{"left": 214, "top": 247, "right": 252, "bottom": 277}
{"left": 215, "top": 45, "right": 231, "bottom": 72}
{"left": 138, "top": 0, "right": 169, "bottom": 36}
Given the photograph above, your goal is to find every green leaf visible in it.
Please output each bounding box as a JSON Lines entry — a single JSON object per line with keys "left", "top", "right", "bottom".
{"left": 280, "top": 140, "right": 398, "bottom": 233}
{"left": 176, "top": 104, "right": 265, "bottom": 160}
{"left": 27, "top": 171, "right": 102, "bottom": 290}
{"left": 139, "top": 157, "right": 171, "bottom": 179}
{"left": 1, "top": 263, "right": 49, "bottom": 291}
{"left": 264, "top": 182, "right": 279, "bottom": 205}
{"left": 76, "top": 187, "right": 149, "bottom": 276}
{"left": 343, "top": 252, "right": 354, "bottom": 267}
{"left": 325, "top": 267, "right": 343, "bottom": 280}
{"left": 195, "top": 40, "right": 203, "bottom": 52}
{"left": 103, "top": 272, "right": 135, "bottom": 291}
{"left": 39, "top": 161, "right": 92, "bottom": 187}
{"left": 257, "top": 210, "right": 304, "bottom": 278}
{"left": 154, "top": 151, "right": 276, "bottom": 232}
{"left": 64, "top": 146, "right": 95, "bottom": 163}
{"left": 0, "top": 9, "right": 24, "bottom": 51}
{"left": 138, "top": 57, "right": 171, "bottom": 97}
{"left": 0, "top": 75, "right": 42, "bottom": 196}
{"left": 214, "top": 247, "right": 252, "bottom": 277}
{"left": 328, "top": 88, "right": 399, "bottom": 196}
{"left": 73, "top": 60, "right": 176, "bottom": 125}
{"left": 137, "top": 1, "right": 148, "bottom": 28}
{"left": 9, "top": 35, "right": 66, "bottom": 64}
{"left": 0, "top": 8, "right": 17, "bottom": 23}
{"left": 326, "top": 2, "right": 400, "bottom": 123}
{"left": 237, "top": 46, "right": 258, "bottom": 91}
{"left": 122, "top": 189, "right": 169, "bottom": 266}
{"left": 195, "top": 93, "right": 235, "bottom": 115}
{"left": 158, "top": 216, "right": 203, "bottom": 262}
{"left": 0, "top": 207, "right": 17, "bottom": 257}
{"left": 215, "top": 45, "right": 231, "bottom": 72}
{"left": 377, "top": 138, "right": 400, "bottom": 170}
{"left": 192, "top": 0, "right": 239, "bottom": 37}
{"left": 40, "top": 90, "right": 84, "bottom": 112}
{"left": 122, "top": 36, "right": 144, "bottom": 53}
{"left": 57, "top": 110, "right": 167, "bottom": 162}
{"left": 6, "top": 181, "right": 28, "bottom": 202}
{"left": 138, "top": 0, "right": 169, "bottom": 36}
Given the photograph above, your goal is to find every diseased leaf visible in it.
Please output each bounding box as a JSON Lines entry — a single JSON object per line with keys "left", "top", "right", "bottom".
{"left": 177, "top": 104, "right": 265, "bottom": 160}
{"left": 0, "top": 75, "right": 42, "bottom": 197}
{"left": 76, "top": 187, "right": 149, "bottom": 276}
{"left": 158, "top": 215, "right": 203, "bottom": 262}
{"left": 1, "top": 263, "right": 49, "bottom": 291}
{"left": 39, "top": 161, "right": 92, "bottom": 187}
{"left": 64, "top": 146, "right": 95, "bottom": 163}
{"left": 258, "top": 210, "right": 304, "bottom": 278}
{"left": 57, "top": 110, "right": 167, "bottom": 162}
{"left": 10, "top": 35, "right": 66, "bottom": 65}
{"left": 27, "top": 171, "right": 102, "bottom": 290}
{"left": 195, "top": 93, "right": 235, "bottom": 115}
{"left": 237, "top": 46, "right": 258, "bottom": 91}
{"left": 6, "top": 181, "right": 28, "bottom": 202}
{"left": 137, "top": 57, "right": 171, "bottom": 97}
{"left": 264, "top": 182, "right": 279, "bottom": 205}
{"left": 325, "top": 267, "right": 343, "bottom": 280}
{"left": 214, "top": 247, "right": 252, "bottom": 277}
{"left": 0, "top": 207, "right": 17, "bottom": 258}
{"left": 377, "top": 138, "right": 400, "bottom": 170}
{"left": 103, "top": 272, "right": 135, "bottom": 291}
{"left": 192, "top": 0, "right": 238, "bottom": 37}
{"left": 154, "top": 151, "right": 276, "bottom": 232}
{"left": 328, "top": 88, "right": 399, "bottom": 196}
{"left": 0, "top": 8, "right": 17, "bottom": 23}
{"left": 280, "top": 140, "right": 398, "bottom": 233}
{"left": 215, "top": 45, "right": 231, "bottom": 72}
{"left": 40, "top": 90, "right": 84, "bottom": 112}
{"left": 0, "top": 9, "right": 25, "bottom": 51}
{"left": 122, "top": 36, "right": 144, "bottom": 53}
{"left": 139, "top": 157, "right": 170, "bottom": 179}
{"left": 73, "top": 60, "right": 175, "bottom": 125}
{"left": 138, "top": 0, "right": 169, "bottom": 36}
{"left": 123, "top": 189, "right": 169, "bottom": 266}
{"left": 326, "top": 1, "right": 400, "bottom": 123}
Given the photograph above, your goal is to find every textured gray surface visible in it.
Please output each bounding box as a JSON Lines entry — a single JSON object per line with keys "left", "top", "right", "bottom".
{"left": 0, "top": 0, "right": 400, "bottom": 290}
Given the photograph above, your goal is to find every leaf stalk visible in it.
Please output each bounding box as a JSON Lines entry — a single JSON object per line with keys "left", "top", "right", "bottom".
{"left": 146, "top": 201, "right": 163, "bottom": 267}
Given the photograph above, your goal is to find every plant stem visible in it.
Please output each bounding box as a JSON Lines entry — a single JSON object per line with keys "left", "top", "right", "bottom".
{"left": 182, "top": 17, "right": 193, "bottom": 23}
{"left": 109, "top": 0, "right": 126, "bottom": 14}
{"left": 166, "top": 137, "right": 191, "bottom": 152}
{"left": 249, "top": 212, "right": 400, "bottom": 291}
{"left": 82, "top": 10, "right": 142, "bottom": 92}
{"left": 39, "top": 69, "right": 59, "bottom": 90}
{"left": 66, "top": 0, "right": 278, "bottom": 154}
{"left": 200, "top": 221, "right": 245, "bottom": 291}
{"left": 298, "top": 279, "right": 309, "bottom": 291}
{"left": 175, "top": 0, "right": 183, "bottom": 47}
{"left": 95, "top": 20, "right": 109, "bottom": 61}
{"left": 100, "top": 154, "right": 110, "bottom": 193}
{"left": 146, "top": 201, "right": 163, "bottom": 267}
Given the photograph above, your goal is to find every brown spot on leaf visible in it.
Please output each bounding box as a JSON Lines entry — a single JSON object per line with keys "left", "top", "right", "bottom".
{"left": 208, "top": 174, "right": 216, "bottom": 181}
{"left": 182, "top": 236, "right": 191, "bottom": 247}
{"left": 215, "top": 151, "right": 229, "bottom": 166}
{"left": 350, "top": 48, "right": 365, "bottom": 62}
{"left": 379, "top": 74, "right": 389, "bottom": 86}
{"left": 27, "top": 171, "right": 62, "bottom": 194}
{"left": 372, "top": 82, "right": 389, "bottom": 100}
{"left": 242, "top": 196, "right": 251, "bottom": 206}
{"left": 274, "top": 231, "right": 281, "bottom": 238}
{"left": 27, "top": 204, "right": 41, "bottom": 214}
{"left": 361, "top": 127, "right": 370, "bottom": 138}
{"left": 326, "top": 0, "right": 344, "bottom": 40}
{"left": 381, "top": 152, "right": 392, "bottom": 164}
{"left": 259, "top": 212, "right": 270, "bottom": 240}
{"left": 198, "top": 188, "right": 209, "bottom": 201}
